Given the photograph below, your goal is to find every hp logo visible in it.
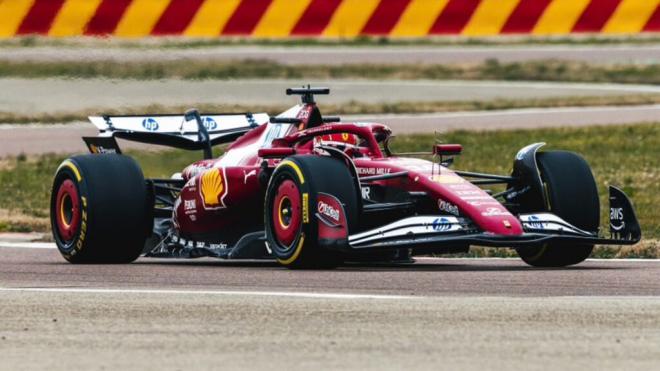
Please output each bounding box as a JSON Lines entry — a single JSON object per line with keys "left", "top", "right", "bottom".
{"left": 203, "top": 117, "right": 217, "bottom": 130}
{"left": 142, "top": 118, "right": 159, "bottom": 131}
{"left": 432, "top": 217, "right": 451, "bottom": 231}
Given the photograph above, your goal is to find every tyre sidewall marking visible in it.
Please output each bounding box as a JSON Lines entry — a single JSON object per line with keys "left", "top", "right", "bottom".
{"left": 52, "top": 160, "right": 89, "bottom": 259}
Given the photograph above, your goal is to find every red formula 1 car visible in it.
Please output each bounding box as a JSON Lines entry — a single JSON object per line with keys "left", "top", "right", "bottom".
{"left": 50, "top": 87, "right": 641, "bottom": 268}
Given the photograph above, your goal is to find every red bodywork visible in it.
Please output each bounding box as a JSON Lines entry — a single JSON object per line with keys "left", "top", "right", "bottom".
{"left": 174, "top": 102, "right": 523, "bottom": 239}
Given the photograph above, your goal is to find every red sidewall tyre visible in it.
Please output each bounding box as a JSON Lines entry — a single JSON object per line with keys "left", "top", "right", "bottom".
{"left": 50, "top": 155, "right": 151, "bottom": 264}
{"left": 265, "top": 156, "right": 358, "bottom": 269}
{"left": 54, "top": 179, "right": 81, "bottom": 243}
{"left": 271, "top": 179, "right": 302, "bottom": 248}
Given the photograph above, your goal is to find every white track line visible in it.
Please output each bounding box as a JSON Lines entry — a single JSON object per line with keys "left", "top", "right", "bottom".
{"left": 1, "top": 243, "right": 656, "bottom": 262}
{"left": 0, "top": 242, "right": 56, "bottom": 249}
{"left": 0, "top": 287, "right": 414, "bottom": 300}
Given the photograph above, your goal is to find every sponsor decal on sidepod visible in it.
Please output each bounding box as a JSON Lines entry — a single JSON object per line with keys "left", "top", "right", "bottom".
{"left": 200, "top": 168, "right": 227, "bottom": 209}
{"left": 184, "top": 199, "right": 196, "bottom": 212}
{"left": 361, "top": 187, "right": 371, "bottom": 200}
{"left": 357, "top": 167, "right": 391, "bottom": 175}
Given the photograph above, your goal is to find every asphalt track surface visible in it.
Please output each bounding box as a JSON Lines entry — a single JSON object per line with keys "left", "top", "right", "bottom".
{"left": 3, "top": 78, "right": 660, "bottom": 115}
{"left": 1, "top": 105, "right": 657, "bottom": 156}
{"left": 2, "top": 245, "right": 659, "bottom": 296}
{"left": 2, "top": 44, "right": 659, "bottom": 65}
{"left": 0, "top": 245, "right": 659, "bottom": 370}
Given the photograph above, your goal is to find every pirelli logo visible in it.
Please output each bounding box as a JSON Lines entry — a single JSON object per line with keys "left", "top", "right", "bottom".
{"left": 0, "top": 0, "right": 657, "bottom": 38}
{"left": 302, "top": 193, "right": 309, "bottom": 224}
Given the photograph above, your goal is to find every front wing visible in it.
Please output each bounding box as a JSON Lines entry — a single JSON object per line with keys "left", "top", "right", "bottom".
{"left": 347, "top": 186, "right": 641, "bottom": 252}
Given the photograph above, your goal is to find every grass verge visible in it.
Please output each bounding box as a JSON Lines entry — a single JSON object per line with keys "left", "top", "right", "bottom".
{"left": 3, "top": 35, "right": 660, "bottom": 48}
{"left": 1, "top": 59, "right": 659, "bottom": 84}
{"left": 2, "top": 94, "right": 660, "bottom": 125}
{"left": 0, "top": 123, "right": 657, "bottom": 257}
{"left": 445, "top": 240, "right": 660, "bottom": 259}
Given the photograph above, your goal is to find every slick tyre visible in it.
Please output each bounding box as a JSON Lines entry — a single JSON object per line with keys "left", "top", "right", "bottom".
{"left": 265, "top": 156, "right": 358, "bottom": 269}
{"left": 517, "top": 151, "right": 599, "bottom": 267}
{"left": 50, "top": 154, "right": 152, "bottom": 263}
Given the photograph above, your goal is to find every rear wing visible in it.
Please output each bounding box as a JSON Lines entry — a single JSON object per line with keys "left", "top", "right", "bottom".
{"left": 86, "top": 111, "right": 269, "bottom": 155}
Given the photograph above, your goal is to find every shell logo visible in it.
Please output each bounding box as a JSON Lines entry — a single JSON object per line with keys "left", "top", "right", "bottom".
{"left": 200, "top": 168, "right": 226, "bottom": 208}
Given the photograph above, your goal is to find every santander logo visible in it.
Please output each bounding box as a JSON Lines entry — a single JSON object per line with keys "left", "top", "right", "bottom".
{"left": 318, "top": 201, "right": 340, "bottom": 222}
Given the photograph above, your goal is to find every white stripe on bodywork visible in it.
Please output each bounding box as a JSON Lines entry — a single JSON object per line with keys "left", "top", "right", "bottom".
{"left": 519, "top": 213, "right": 594, "bottom": 235}
{"left": 349, "top": 216, "right": 462, "bottom": 245}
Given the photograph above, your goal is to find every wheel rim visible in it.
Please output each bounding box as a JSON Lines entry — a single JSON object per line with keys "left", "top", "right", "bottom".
{"left": 55, "top": 179, "right": 80, "bottom": 243}
{"left": 272, "top": 179, "right": 301, "bottom": 248}
{"left": 278, "top": 196, "right": 293, "bottom": 229}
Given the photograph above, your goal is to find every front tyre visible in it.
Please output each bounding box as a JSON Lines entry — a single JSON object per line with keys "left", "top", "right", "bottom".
{"left": 50, "top": 154, "right": 151, "bottom": 263}
{"left": 265, "top": 156, "right": 358, "bottom": 269}
{"left": 517, "top": 151, "right": 599, "bottom": 267}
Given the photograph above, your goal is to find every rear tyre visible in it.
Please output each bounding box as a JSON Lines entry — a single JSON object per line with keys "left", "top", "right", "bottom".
{"left": 265, "top": 156, "right": 358, "bottom": 269}
{"left": 50, "top": 154, "right": 151, "bottom": 263}
{"left": 517, "top": 151, "right": 599, "bottom": 267}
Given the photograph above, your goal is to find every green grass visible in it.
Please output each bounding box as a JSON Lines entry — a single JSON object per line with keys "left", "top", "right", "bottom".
{"left": 1, "top": 59, "right": 659, "bottom": 84}
{"left": 1, "top": 123, "right": 658, "bottom": 244}
{"left": 3, "top": 94, "right": 660, "bottom": 125}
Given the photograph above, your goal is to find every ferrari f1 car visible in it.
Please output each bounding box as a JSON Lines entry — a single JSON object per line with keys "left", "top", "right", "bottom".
{"left": 50, "top": 87, "right": 641, "bottom": 268}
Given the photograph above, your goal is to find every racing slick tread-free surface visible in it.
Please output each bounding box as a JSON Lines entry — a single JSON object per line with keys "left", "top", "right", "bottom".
{"left": 50, "top": 154, "right": 151, "bottom": 263}
{"left": 517, "top": 151, "right": 600, "bottom": 267}
{"left": 265, "top": 155, "right": 358, "bottom": 269}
